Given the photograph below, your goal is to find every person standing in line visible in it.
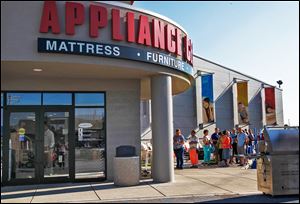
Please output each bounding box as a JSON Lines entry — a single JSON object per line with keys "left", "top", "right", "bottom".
{"left": 210, "top": 128, "right": 220, "bottom": 163}
{"left": 230, "top": 129, "right": 238, "bottom": 164}
{"left": 237, "top": 127, "right": 248, "bottom": 166}
{"left": 248, "top": 129, "right": 255, "bottom": 155}
{"left": 244, "top": 129, "right": 250, "bottom": 155}
{"left": 173, "top": 129, "right": 185, "bottom": 169}
{"left": 222, "top": 130, "right": 231, "bottom": 167}
{"left": 202, "top": 129, "right": 211, "bottom": 165}
{"left": 217, "top": 131, "right": 224, "bottom": 166}
{"left": 188, "top": 130, "right": 199, "bottom": 168}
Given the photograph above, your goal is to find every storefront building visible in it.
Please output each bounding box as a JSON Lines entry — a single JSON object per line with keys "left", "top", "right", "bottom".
{"left": 1, "top": 1, "right": 283, "bottom": 186}
{"left": 1, "top": 0, "right": 194, "bottom": 185}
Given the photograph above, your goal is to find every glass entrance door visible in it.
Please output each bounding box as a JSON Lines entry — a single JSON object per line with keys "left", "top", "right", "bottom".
{"left": 2, "top": 92, "right": 106, "bottom": 185}
{"left": 43, "top": 111, "right": 70, "bottom": 179}
{"left": 8, "top": 111, "right": 37, "bottom": 182}
{"left": 7, "top": 109, "right": 71, "bottom": 184}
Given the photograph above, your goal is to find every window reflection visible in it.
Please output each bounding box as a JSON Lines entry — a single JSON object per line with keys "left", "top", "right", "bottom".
{"left": 43, "top": 93, "right": 72, "bottom": 105}
{"left": 75, "top": 108, "right": 105, "bottom": 179}
{"left": 75, "top": 93, "right": 104, "bottom": 106}
{"left": 44, "top": 112, "right": 69, "bottom": 178}
{"left": 7, "top": 93, "right": 41, "bottom": 105}
{"left": 9, "top": 112, "right": 36, "bottom": 180}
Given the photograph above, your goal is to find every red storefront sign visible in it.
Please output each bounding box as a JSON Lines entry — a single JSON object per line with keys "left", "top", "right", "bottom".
{"left": 39, "top": 1, "right": 193, "bottom": 65}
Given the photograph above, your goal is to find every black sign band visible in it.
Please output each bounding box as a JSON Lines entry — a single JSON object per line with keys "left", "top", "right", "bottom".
{"left": 37, "top": 38, "right": 194, "bottom": 76}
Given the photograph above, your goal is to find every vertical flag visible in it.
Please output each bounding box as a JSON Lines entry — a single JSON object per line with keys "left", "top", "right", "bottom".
{"left": 201, "top": 74, "right": 214, "bottom": 123}
{"left": 237, "top": 81, "right": 249, "bottom": 124}
{"left": 265, "top": 87, "right": 276, "bottom": 125}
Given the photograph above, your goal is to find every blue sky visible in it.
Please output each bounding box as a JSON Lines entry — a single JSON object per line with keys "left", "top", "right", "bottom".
{"left": 134, "top": 1, "right": 299, "bottom": 125}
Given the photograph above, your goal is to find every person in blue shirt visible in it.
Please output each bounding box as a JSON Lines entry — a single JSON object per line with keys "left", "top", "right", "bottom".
{"left": 237, "top": 127, "right": 248, "bottom": 166}
{"left": 173, "top": 129, "right": 185, "bottom": 169}
{"left": 210, "top": 127, "right": 220, "bottom": 163}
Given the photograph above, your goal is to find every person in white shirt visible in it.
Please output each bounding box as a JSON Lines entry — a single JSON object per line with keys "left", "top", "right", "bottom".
{"left": 44, "top": 122, "right": 55, "bottom": 175}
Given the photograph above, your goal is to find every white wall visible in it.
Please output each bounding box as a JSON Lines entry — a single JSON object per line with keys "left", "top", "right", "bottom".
{"left": 141, "top": 56, "right": 284, "bottom": 139}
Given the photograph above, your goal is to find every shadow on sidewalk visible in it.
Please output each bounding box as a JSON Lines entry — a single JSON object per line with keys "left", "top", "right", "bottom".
{"left": 202, "top": 194, "right": 299, "bottom": 203}
{"left": 1, "top": 180, "right": 153, "bottom": 200}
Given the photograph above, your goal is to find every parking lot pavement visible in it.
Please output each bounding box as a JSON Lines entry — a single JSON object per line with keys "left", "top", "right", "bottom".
{"left": 1, "top": 167, "right": 299, "bottom": 203}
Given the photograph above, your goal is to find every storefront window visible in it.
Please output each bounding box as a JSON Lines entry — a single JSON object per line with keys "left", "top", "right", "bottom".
{"left": 7, "top": 93, "right": 41, "bottom": 106}
{"left": 43, "top": 93, "right": 72, "bottom": 105}
{"left": 75, "top": 108, "right": 105, "bottom": 179}
{"left": 75, "top": 93, "right": 104, "bottom": 106}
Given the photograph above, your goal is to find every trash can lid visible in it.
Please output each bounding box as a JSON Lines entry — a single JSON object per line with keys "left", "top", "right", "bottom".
{"left": 263, "top": 126, "right": 299, "bottom": 154}
{"left": 116, "top": 145, "right": 136, "bottom": 157}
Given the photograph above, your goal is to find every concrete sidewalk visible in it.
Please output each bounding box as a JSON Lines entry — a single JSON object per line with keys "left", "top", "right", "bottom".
{"left": 1, "top": 167, "right": 297, "bottom": 203}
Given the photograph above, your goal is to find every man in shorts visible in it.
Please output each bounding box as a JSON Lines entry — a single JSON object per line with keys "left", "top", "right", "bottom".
{"left": 237, "top": 127, "right": 248, "bottom": 166}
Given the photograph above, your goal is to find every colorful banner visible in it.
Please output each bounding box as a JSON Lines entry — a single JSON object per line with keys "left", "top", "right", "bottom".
{"left": 237, "top": 81, "right": 249, "bottom": 124}
{"left": 201, "top": 74, "right": 214, "bottom": 123}
{"left": 265, "top": 87, "right": 276, "bottom": 125}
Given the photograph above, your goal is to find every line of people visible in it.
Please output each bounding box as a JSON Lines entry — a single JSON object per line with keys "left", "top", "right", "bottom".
{"left": 173, "top": 127, "right": 259, "bottom": 169}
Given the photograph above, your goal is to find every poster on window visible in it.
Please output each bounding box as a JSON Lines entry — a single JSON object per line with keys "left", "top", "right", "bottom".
{"left": 237, "top": 81, "right": 249, "bottom": 124}
{"left": 201, "top": 74, "right": 214, "bottom": 123}
{"left": 265, "top": 87, "right": 276, "bottom": 125}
